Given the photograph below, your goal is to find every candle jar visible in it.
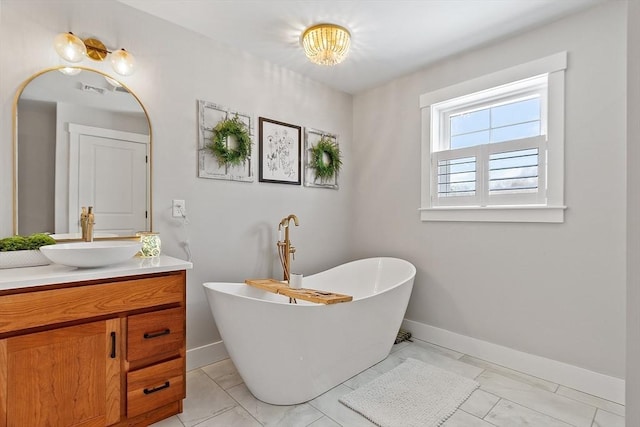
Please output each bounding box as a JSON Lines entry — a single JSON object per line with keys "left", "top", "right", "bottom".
{"left": 137, "top": 232, "right": 161, "bottom": 257}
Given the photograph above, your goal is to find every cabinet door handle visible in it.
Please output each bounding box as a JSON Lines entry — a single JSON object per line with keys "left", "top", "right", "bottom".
{"left": 143, "top": 328, "right": 171, "bottom": 339}
{"left": 110, "top": 331, "right": 116, "bottom": 358}
{"left": 143, "top": 381, "right": 170, "bottom": 395}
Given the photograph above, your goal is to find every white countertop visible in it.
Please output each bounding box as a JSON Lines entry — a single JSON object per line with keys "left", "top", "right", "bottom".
{"left": 0, "top": 255, "right": 193, "bottom": 291}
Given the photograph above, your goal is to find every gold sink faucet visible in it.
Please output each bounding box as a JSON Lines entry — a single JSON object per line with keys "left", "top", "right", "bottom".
{"left": 277, "top": 214, "right": 299, "bottom": 282}
{"left": 80, "top": 206, "right": 95, "bottom": 242}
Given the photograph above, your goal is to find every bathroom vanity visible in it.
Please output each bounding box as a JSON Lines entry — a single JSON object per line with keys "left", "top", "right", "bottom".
{"left": 0, "top": 255, "right": 192, "bottom": 426}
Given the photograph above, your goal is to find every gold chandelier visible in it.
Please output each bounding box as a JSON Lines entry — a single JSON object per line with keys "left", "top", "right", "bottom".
{"left": 301, "top": 24, "right": 351, "bottom": 66}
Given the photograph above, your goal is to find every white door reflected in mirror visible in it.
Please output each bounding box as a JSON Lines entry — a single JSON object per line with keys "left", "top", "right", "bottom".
{"left": 69, "top": 124, "right": 149, "bottom": 236}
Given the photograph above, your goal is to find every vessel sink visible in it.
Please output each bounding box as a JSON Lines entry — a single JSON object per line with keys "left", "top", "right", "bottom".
{"left": 40, "top": 241, "right": 142, "bottom": 268}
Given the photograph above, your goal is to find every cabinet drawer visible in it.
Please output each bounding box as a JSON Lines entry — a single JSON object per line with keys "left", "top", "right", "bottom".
{"left": 127, "top": 357, "right": 185, "bottom": 418}
{"left": 127, "top": 307, "right": 184, "bottom": 362}
{"left": 0, "top": 272, "right": 185, "bottom": 334}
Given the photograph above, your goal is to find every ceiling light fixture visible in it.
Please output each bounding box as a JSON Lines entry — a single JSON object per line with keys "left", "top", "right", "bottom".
{"left": 301, "top": 23, "right": 351, "bottom": 66}
{"left": 53, "top": 32, "right": 136, "bottom": 76}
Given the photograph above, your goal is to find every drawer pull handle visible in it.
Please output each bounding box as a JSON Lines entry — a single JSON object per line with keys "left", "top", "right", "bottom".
{"left": 143, "top": 381, "right": 170, "bottom": 395}
{"left": 143, "top": 329, "right": 171, "bottom": 339}
{"left": 110, "top": 331, "right": 116, "bottom": 359}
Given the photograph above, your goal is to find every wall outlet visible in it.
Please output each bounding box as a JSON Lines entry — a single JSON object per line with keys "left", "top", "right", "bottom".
{"left": 172, "top": 199, "right": 185, "bottom": 217}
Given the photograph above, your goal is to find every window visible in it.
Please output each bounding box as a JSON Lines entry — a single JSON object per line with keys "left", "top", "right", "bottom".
{"left": 420, "top": 52, "right": 567, "bottom": 222}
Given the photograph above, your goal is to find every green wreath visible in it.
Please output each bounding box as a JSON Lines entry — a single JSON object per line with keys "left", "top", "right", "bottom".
{"left": 310, "top": 137, "right": 342, "bottom": 181}
{"left": 207, "top": 115, "right": 252, "bottom": 167}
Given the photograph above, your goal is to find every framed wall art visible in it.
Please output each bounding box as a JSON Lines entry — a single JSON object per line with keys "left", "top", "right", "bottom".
{"left": 304, "top": 128, "right": 341, "bottom": 189}
{"left": 198, "top": 100, "right": 254, "bottom": 182}
{"left": 258, "top": 117, "right": 302, "bottom": 185}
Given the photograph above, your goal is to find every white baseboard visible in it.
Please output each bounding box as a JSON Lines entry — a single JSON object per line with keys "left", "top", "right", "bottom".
{"left": 402, "top": 319, "right": 625, "bottom": 405}
{"left": 186, "top": 340, "right": 229, "bottom": 371}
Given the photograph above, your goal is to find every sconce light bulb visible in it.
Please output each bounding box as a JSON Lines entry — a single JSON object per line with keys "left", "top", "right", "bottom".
{"left": 58, "top": 67, "right": 82, "bottom": 76}
{"left": 104, "top": 76, "right": 122, "bottom": 87}
{"left": 53, "top": 32, "right": 87, "bottom": 63}
{"left": 110, "top": 49, "right": 135, "bottom": 76}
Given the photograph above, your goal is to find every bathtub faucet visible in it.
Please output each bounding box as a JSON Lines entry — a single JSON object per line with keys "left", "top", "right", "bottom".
{"left": 277, "top": 214, "right": 299, "bottom": 282}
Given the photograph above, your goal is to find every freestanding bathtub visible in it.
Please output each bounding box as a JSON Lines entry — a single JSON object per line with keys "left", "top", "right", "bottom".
{"left": 202, "top": 257, "right": 416, "bottom": 405}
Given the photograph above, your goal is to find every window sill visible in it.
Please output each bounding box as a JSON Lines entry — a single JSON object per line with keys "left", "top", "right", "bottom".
{"left": 419, "top": 205, "right": 566, "bottom": 223}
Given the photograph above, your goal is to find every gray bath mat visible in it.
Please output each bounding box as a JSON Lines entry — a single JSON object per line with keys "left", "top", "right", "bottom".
{"left": 339, "top": 358, "right": 479, "bottom": 427}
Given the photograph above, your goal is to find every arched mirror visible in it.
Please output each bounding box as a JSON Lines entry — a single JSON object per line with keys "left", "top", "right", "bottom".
{"left": 13, "top": 67, "right": 152, "bottom": 240}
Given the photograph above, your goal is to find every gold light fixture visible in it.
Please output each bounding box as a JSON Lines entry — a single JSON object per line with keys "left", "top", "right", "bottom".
{"left": 301, "top": 24, "right": 351, "bottom": 66}
{"left": 53, "top": 32, "right": 86, "bottom": 63}
{"left": 84, "top": 38, "right": 109, "bottom": 61}
{"left": 53, "top": 32, "right": 136, "bottom": 76}
{"left": 109, "top": 49, "right": 136, "bottom": 76}
{"left": 59, "top": 67, "right": 82, "bottom": 76}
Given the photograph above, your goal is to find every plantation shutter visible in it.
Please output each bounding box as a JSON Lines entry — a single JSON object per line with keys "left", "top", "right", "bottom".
{"left": 432, "top": 135, "right": 545, "bottom": 206}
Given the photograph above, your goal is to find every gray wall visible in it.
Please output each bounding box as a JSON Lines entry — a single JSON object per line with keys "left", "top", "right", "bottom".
{"left": 0, "top": 0, "right": 354, "bottom": 358}
{"left": 352, "top": 2, "right": 627, "bottom": 379}
{"left": 17, "top": 99, "right": 56, "bottom": 235}
{"left": 627, "top": 0, "right": 639, "bottom": 422}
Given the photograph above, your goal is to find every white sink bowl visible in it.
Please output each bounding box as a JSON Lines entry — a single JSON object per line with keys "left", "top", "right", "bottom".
{"left": 40, "top": 241, "right": 142, "bottom": 268}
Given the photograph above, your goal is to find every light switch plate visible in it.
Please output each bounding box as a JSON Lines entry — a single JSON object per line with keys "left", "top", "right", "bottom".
{"left": 172, "top": 200, "right": 185, "bottom": 217}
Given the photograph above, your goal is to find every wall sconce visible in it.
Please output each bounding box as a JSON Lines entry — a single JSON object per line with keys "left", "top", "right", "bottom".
{"left": 53, "top": 32, "right": 136, "bottom": 76}
{"left": 59, "top": 67, "right": 82, "bottom": 76}
{"left": 301, "top": 23, "right": 351, "bottom": 66}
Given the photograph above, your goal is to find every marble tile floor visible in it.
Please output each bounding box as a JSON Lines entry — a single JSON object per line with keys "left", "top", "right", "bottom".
{"left": 152, "top": 339, "right": 624, "bottom": 427}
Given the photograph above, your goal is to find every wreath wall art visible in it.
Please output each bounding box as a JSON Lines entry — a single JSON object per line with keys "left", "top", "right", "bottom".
{"left": 198, "top": 101, "right": 343, "bottom": 189}
{"left": 207, "top": 115, "right": 252, "bottom": 167}
{"left": 304, "top": 128, "right": 342, "bottom": 189}
{"left": 197, "top": 100, "right": 254, "bottom": 182}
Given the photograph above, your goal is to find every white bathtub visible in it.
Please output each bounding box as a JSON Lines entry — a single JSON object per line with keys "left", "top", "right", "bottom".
{"left": 202, "top": 257, "right": 416, "bottom": 405}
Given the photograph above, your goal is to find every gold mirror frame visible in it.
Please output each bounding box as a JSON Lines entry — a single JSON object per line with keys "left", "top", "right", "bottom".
{"left": 12, "top": 66, "right": 153, "bottom": 241}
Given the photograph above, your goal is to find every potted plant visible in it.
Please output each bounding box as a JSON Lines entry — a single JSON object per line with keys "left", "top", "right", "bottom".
{"left": 0, "top": 233, "right": 57, "bottom": 269}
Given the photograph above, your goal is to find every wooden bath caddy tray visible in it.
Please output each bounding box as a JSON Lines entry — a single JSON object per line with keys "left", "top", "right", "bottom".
{"left": 244, "top": 279, "right": 353, "bottom": 304}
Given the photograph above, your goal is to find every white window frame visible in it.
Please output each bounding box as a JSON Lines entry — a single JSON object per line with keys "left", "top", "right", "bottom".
{"left": 437, "top": 78, "right": 547, "bottom": 152}
{"left": 419, "top": 52, "right": 567, "bottom": 223}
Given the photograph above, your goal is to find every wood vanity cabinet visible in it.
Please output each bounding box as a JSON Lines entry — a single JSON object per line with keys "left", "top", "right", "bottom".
{"left": 0, "top": 269, "right": 187, "bottom": 427}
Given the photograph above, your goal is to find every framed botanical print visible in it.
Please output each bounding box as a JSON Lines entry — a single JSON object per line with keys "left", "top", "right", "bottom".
{"left": 258, "top": 117, "right": 302, "bottom": 185}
